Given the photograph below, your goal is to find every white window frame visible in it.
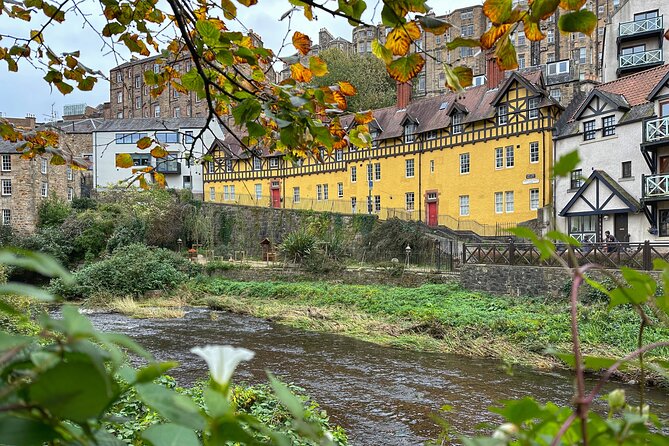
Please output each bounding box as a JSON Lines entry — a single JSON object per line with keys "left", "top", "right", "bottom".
{"left": 495, "top": 192, "right": 503, "bottom": 214}
{"left": 505, "top": 146, "right": 514, "bottom": 168}
{"left": 317, "top": 184, "right": 323, "bottom": 201}
{"left": 374, "top": 162, "right": 381, "bottom": 181}
{"left": 154, "top": 105, "right": 160, "bottom": 117}
{"left": 40, "top": 158, "right": 48, "bottom": 174}
{"left": 497, "top": 105, "right": 508, "bottom": 125}
{"left": 41, "top": 182, "right": 48, "bottom": 197}
{"left": 505, "top": 191, "right": 514, "bottom": 213}
{"left": 269, "top": 158, "right": 279, "bottom": 169}
{"left": 67, "top": 187, "right": 74, "bottom": 201}
{"left": 1, "top": 155, "right": 10, "bottom": 172}
{"left": 406, "top": 192, "right": 415, "bottom": 211}
{"left": 459, "top": 195, "right": 470, "bottom": 216}
{"left": 1, "top": 179, "right": 11, "bottom": 196}
{"left": 460, "top": 153, "right": 470, "bottom": 174}
{"left": 404, "top": 123, "right": 417, "bottom": 143}
{"left": 530, "top": 188, "right": 539, "bottom": 210}
{"left": 374, "top": 195, "right": 381, "bottom": 212}
{"left": 452, "top": 113, "right": 463, "bottom": 134}
{"left": 293, "top": 187, "right": 300, "bottom": 203}
{"left": 351, "top": 166, "right": 357, "bottom": 183}
{"left": 2, "top": 209, "right": 10, "bottom": 226}
{"left": 253, "top": 157, "right": 262, "bottom": 171}
{"left": 209, "top": 187, "right": 216, "bottom": 201}
{"left": 405, "top": 159, "right": 415, "bottom": 178}
{"left": 528, "top": 97, "right": 539, "bottom": 119}
{"left": 495, "top": 148, "right": 503, "bottom": 169}
{"left": 66, "top": 166, "right": 73, "bottom": 181}
{"left": 530, "top": 142, "right": 539, "bottom": 163}
{"left": 323, "top": 184, "right": 329, "bottom": 200}
{"left": 337, "top": 182, "right": 344, "bottom": 198}
{"left": 254, "top": 183, "right": 262, "bottom": 200}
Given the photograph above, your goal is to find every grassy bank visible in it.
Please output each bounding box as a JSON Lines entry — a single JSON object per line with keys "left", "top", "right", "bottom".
{"left": 186, "top": 278, "right": 669, "bottom": 372}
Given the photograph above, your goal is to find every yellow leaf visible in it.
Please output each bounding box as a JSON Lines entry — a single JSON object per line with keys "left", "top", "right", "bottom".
{"left": 338, "top": 81, "right": 357, "bottom": 96}
{"left": 417, "top": 15, "right": 451, "bottom": 35}
{"left": 332, "top": 90, "right": 347, "bottom": 110}
{"left": 154, "top": 171, "right": 166, "bottom": 187}
{"left": 150, "top": 146, "right": 168, "bottom": 158}
{"left": 483, "top": 0, "right": 513, "bottom": 24}
{"left": 309, "top": 56, "right": 328, "bottom": 77}
{"left": 290, "top": 62, "right": 312, "bottom": 83}
{"left": 385, "top": 21, "right": 421, "bottom": 56}
{"left": 559, "top": 0, "right": 586, "bottom": 10}
{"left": 220, "top": 0, "right": 237, "bottom": 19}
{"left": 386, "top": 53, "right": 425, "bottom": 83}
{"left": 495, "top": 35, "right": 518, "bottom": 70}
{"left": 523, "top": 16, "right": 545, "bottom": 41}
{"left": 138, "top": 174, "right": 149, "bottom": 190}
{"left": 116, "top": 153, "right": 134, "bottom": 168}
{"left": 292, "top": 31, "right": 312, "bottom": 56}
{"left": 50, "top": 154, "right": 66, "bottom": 165}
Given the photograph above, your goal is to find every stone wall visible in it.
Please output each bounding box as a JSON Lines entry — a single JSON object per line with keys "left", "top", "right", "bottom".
{"left": 460, "top": 263, "right": 662, "bottom": 298}
{"left": 208, "top": 265, "right": 458, "bottom": 288}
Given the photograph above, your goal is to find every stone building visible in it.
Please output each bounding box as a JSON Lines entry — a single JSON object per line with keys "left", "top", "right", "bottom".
{"left": 109, "top": 31, "right": 274, "bottom": 120}
{"left": 0, "top": 117, "right": 94, "bottom": 234}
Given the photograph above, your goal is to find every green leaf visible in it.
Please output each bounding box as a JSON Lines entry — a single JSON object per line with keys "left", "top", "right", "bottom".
{"left": 494, "top": 35, "right": 517, "bottom": 70}
{"left": 418, "top": 14, "right": 451, "bottom": 35}
{"left": 0, "top": 282, "right": 54, "bottom": 301}
{"left": 530, "top": 0, "right": 560, "bottom": 20}
{"left": 232, "top": 98, "right": 262, "bottom": 126}
{"left": 246, "top": 121, "right": 266, "bottom": 138}
{"left": 0, "top": 415, "right": 57, "bottom": 446}
{"left": 552, "top": 150, "right": 580, "bottom": 178}
{"left": 102, "top": 22, "right": 126, "bottom": 37}
{"left": 443, "top": 64, "right": 473, "bottom": 91}
{"left": 558, "top": 10, "right": 597, "bottom": 35}
{"left": 142, "top": 423, "right": 200, "bottom": 446}
{"left": 203, "top": 386, "right": 233, "bottom": 418}
{"left": 115, "top": 153, "right": 134, "bottom": 168}
{"left": 546, "top": 230, "right": 581, "bottom": 247}
{"left": 0, "top": 248, "right": 71, "bottom": 280}
{"left": 445, "top": 37, "right": 480, "bottom": 51}
{"left": 490, "top": 397, "right": 541, "bottom": 424}
{"left": 196, "top": 20, "right": 221, "bottom": 46}
{"left": 371, "top": 39, "right": 393, "bottom": 64}
{"left": 551, "top": 350, "right": 625, "bottom": 371}
{"left": 0, "top": 331, "right": 31, "bottom": 350}
{"left": 29, "top": 357, "right": 118, "bottom": 423}
{"left": 135, "top": 361, "right": 179, "bottom": 383}
{"left": 268, "top": 373, "right": 304, "bottom": 419}
{"left": 136, "top": 383, "right": 205, "bottom": 430}
{"left": 181, "top": 70, "right": 205, "bottom": 93}
{"left": 99, "top": 332, "right": 153, "bottom": 360}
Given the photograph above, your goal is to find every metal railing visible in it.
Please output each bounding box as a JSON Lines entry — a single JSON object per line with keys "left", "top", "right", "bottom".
{"left": 643, "top": 173, "right": 669, "bottom": 198}
{"left": 619, "top": 49, "right": 663, "bottom": 69}
{"left": 210, "top": 192, "right": 515, "bottom": 237}
{"left": 645, "top": 116, "right": 669, "bottom": 143}
{"left": 463, "top": 240, "right": 669, "bottom": 270}
{"left": 619, "top": 16, "right": 663, "bottom": 36}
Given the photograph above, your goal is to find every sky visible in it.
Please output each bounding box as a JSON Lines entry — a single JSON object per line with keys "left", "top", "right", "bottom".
{"left": 0, "top": 0, "right": 478, "bottom": 120}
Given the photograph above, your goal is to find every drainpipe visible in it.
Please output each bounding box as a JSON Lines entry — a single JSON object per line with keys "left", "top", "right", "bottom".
{"left": 418, "top": 139, "right": 423, "bottom": 222}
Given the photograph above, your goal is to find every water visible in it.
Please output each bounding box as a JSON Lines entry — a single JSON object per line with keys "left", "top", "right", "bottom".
{"left": 85, "top": 308, "right": 669, "bottom": 445}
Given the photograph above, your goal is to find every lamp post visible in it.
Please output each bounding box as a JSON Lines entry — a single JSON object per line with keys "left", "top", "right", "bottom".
{"left": 405, "top": 244, "right": 412, "bottom": 267}
{"left": 177, "top": 238, "right": 183, "bottom": 253}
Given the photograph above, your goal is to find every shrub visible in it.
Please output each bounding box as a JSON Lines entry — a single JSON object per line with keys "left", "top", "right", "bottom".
{"left": 17, "top": 226, "right": 75, "bottom": 267}
{"left": 106, "top": 217, "right": 147, "bottom": 252}
{"left": 37, "top": 197, "right": 71, "bottom": 228}
{"left": 71, "top": 197, "right": 98, "bottom": 211}
{"left": 50, "top": 244, "right": 200, "bottom": 299}
{"left": 280, "top": 228, "right": 317, "bottom": 262}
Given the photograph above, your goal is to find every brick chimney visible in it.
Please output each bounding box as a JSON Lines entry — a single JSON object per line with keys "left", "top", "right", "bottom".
{"left": 396, "top": 81, "right": 412, "bottom": 109}
{"left": 485, "top": 52, "right": 504, "bottom": 90}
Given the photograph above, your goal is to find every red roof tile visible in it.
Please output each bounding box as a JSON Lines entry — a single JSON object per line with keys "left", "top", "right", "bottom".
{"left": 595, "top": 64, "right": 669, "bottom": 107}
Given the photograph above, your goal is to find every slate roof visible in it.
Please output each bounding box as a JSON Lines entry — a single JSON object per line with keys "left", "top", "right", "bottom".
{"left": 94, "top": 117, "right": 211, "bottom": 132}
{"left": 0, "top": 139, "right": 23, "bottom": 155}
{"left": 556, "top": 64, "right": 669, "bottom": 138}
{"left": 46, "top": 118, "right": 104, "bottom": 134}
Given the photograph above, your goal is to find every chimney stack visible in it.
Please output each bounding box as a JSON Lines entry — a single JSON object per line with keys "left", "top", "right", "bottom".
{"left": 485, "top": 52, "right": 504, "bottom": 90}
{"left": 396, "top": 81, "right": 412, "bottom": 109}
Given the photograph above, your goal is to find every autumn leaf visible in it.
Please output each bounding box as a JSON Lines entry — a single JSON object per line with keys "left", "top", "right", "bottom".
{"left": 483, "top": 0, "right": 513, "bottom": 24}
{"left": 371, "top": 39, "right": 393, "bottom": 64}
{"left": 332, "top": 90, "right": 347, "bottom": 110}
{"left": 292, "top": 31, "right": 312, "bottom": 56}
{"left": 220, "top": 0, "right": 237, "bottom": 18}
{"left": 443, "top": 65, "right": 473, "bottom": 91}
{"left": 523, "top": 16, "right": 545, "bottom": 41}
{"left": 446, "top": 37, "right": 480, "bottom": 50}
{"left": 237, "top": 0, "right": 258, "bottom": 5}
{"left": 417, "top": 14, "right": 451, "bottom": 35}
{"left": 153, "top": 171, "right": 166, "bottom": 187}
{"left": 559, "top": 0, "right": 587, "bottom": 10}
{"left": 385, "top": 21, "right": 421, "bottom": 56}
{"left": 494, "top": 35, "right": 518, "bottom": 70}
{"left": 386, "top": 53, "right": 425, "bottom": 83}
{"left": 137, "top": 137, "right": 152, "bottom": 150}
{"left": 138, "top": 175, "right": 149, "bottom": 190}
{"left": 309, "top": 56, "right": 328, "bottom": 77}
{"left": 50, "top": 154, "right": 66, "bottom": 165}
{"left": 530, "top": 0, "right": 560, "bottom": 20}
{"left": 354, "top": 110, "right": 374, "bottom": 125}
{"left": 116, "top": 153, "right": 134, "bottom": 168}
{"left": 558, "top": 10, "right": 597, "bottom": 35}
{"left": 480, "top": 23, "right": 512, "bottom": 49}
{"left": 290, "top": 62, "right": 312, "bottom": 82}
{"left": 338, "top": 81, "right": 357, "bottom": 96}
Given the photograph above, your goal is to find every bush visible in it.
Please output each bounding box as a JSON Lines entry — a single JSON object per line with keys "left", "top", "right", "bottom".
{"left": 50, "top": 244, "right": 201, "bottom": 299}
{"left": 37, "top": 197, "right": 71, "bottom": 228}
{"left": 17, "top": 226, "right": 75, "bottom": 267}
{"left": 280, "top": 228, "right": 317, "bottom": 262}
{"left": 71, "top": 197, "right": 98, "bottom": 211}
{"left": 106, "top": 216, "right": 147, "bottom": 252}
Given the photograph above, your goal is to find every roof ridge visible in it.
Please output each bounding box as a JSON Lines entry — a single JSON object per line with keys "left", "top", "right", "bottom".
{"left": 596, "top": 64, "right": 669, "bottom": 90}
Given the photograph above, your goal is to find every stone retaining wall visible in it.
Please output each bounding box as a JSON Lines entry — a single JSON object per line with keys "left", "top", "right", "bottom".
{"left": 460, "top": 264, "right": 662, "bottom": 297}
{"left": 208, "top": 265, "right": 458, "bottom": 288}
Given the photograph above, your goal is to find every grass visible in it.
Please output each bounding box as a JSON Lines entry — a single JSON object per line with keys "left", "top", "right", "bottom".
{"left": 86, "top": 293, "right": 186, "bottom": 319}
{"left": 188, "top": 279, "right": 669, "bottom": 372}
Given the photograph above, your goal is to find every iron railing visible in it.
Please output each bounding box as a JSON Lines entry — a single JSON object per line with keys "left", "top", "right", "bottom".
{"left": 645, "top": 116, "right": 669, "bottom": 143}
{"left": 619, "top": 49, "right": 663, "bottom": 69}
{"left": 619, "top": 16, "right": 663, "bottom": 37}
{"left": 462, "top": 240, "right": 669, "bottom": 270}
{"left": 643, "top": 173, "right": 669, "bottom": 199}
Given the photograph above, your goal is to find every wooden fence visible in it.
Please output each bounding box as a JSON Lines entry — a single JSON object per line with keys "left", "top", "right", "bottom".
{"left": 462, "top": 241, "right": 669, "bottom": 270}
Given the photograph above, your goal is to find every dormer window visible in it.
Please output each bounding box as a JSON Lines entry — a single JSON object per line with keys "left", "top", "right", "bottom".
{"left": 404, "top": 122, "right": 417, "bottom": 143}
{"left": 225, "top": 159, "right": 233, "bottom": 172}
{"left": 452, "top": 113, "right": 463, "bottom": 134}
{"left": 371, "top": 130, "right": 379, "bottom": 147}
{"left": 497, "top": 105, "right": 509, "bottom": 125}
{"left": 528, "top": 97, "right": 539, "bottom": 120}
{"left": 253, "top": 157, "right": 262, "bottom": 170}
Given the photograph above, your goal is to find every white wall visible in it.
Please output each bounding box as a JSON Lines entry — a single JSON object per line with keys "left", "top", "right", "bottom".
{"left": 93, "top": 123, "right": 223, "bottom": 195}
{"left": 554, "top": 116, "right": 655, "bottom": 241}
{"left": 603, "top": 0, "right": 669, "bottom": 82}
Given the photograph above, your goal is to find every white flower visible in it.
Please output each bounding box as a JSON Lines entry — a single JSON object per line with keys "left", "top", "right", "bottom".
{"left": 190, "top": 345, "right": 255, "bottom": 385}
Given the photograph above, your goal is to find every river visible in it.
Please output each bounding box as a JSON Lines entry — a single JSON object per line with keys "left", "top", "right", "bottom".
{"left": 85, "top": 308, "right": 669, "bottom": 446}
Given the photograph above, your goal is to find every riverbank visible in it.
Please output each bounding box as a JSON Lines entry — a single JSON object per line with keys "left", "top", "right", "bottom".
{"left": 181, "top": 278, "right": 669, "bottom": 376}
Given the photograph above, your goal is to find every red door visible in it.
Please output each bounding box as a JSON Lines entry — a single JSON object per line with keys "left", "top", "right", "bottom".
{"left": 271, "top": 187, "right": 281, "bottom": 208}
{"left": 427, "top": 202, "right": 438, "bottom": 227}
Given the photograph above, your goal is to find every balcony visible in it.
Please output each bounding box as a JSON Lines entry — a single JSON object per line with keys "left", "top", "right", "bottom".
{"left": 619, "top": 16, "right": 663, "bottom": 39}
{"left": 618, "top": 49, "right": 663, "bottom": 73}
{"left": 643, "top": 173, "right": 669, "bottom": 201}
{"left": 644, "top": 116, "right": 669, "bottom": 143}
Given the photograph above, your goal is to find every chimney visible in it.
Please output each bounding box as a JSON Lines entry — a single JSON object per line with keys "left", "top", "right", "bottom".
{"left": 25, "top": 114, "right": 36, "bottom": 130}
{"left": 396, "top": 81, "right": 412, "bottom": 109}
{"left": 485, "top": 52, "right": 504, "bottom": 90}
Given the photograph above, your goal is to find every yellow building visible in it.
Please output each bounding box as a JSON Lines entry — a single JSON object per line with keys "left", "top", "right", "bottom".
{"left": 203, "top": 70, "right": 561, "bottom": 236}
